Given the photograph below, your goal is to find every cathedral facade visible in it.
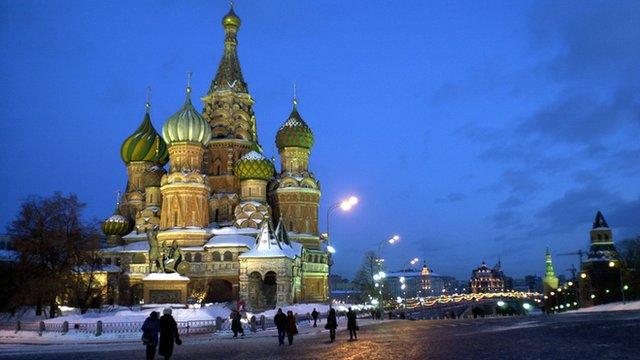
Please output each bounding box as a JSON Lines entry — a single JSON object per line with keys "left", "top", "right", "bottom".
{"left": 100, "top": 6, "right": 328, "bottom": 310}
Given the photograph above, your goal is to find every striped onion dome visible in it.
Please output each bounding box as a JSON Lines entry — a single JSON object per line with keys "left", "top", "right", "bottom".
{"left": 101, "top": 206, "right": 131, "bottom": 236}
{"left": 120, "top": 109, "right": 169, "bottom": 165}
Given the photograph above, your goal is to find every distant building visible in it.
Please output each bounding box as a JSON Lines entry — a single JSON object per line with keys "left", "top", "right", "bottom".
{"left": 329, "top": 275, "right": 360, "bottom": 303}
{"left": 579, "top": 211, "right": 623, "bottom": 306}
{"left": 524, "top": 275, "right": 543, "bottom": 293}
{"left": 386, "top": 264, "right": 461, "bottom": 299}
{"left": 469, "top": 261, "right": 505, "bottom": 293}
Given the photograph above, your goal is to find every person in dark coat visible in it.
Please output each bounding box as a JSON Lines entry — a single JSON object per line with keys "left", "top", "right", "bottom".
{"left": 141, "top": 311, "right": 160, "bottom": 360}
{"left": 231, "top": 310, "right": 244, "bottom": 338}
{"left": 347, "top": 307, "right": 358, "bottom": 340}
{"left": 311, "top": 308, "right": 319, "bottom": 327}
{"left": 274, "top": 308, "right": 287, "bottom": 346}
{"left": 325, "top": 308, "right": 338, "bottom": 342}
{"left": 285, "top": 311, "right": 298, "bottom": 345}
{"left": 159, "top": 308, "right": 181, "bottom": 359}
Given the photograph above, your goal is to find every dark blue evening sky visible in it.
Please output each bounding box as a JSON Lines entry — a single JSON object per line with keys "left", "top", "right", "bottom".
{"left": 1, "top": 0, "right": 638, "bottom": 280}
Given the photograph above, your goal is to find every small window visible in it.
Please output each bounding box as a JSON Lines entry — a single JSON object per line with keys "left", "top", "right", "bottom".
{"left": 194, "top": 253, "right": 202, "bottom": 263}
{"left": 212, "top": 251, "right": 221, "bottom": 262}
{"left": 185, "top": 253, "right": 192, "bottom": 262}
{"left": 223, "top": 251, "right": 233, "bottom": 262}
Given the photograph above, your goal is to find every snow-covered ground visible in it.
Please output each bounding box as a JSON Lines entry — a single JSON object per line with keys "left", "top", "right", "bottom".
{"left": 565, "top": 300, "right": 640, "bottom": 314}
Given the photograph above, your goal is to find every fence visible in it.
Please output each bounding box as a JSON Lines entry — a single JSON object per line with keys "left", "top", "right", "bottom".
{"left": 0, "top": 310, "right": 366, "bottom": 338}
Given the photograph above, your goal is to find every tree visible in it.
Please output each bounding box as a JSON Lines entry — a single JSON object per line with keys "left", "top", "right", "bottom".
{"left": 6, "top": 192, "right": 101, "bottom": 317}
{"left": 617, "top": 236, "right": 640, "bottom": 300}
{"left": 352, "top": 251, "right": 379, "bottom": 303}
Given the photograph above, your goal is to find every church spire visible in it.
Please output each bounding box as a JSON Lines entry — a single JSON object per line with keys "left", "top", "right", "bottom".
{"left": 545, "top": 247, "right": 556, "bottom": 278}
{"left": 592, "top": 210, "right": 609, "bottom": 229}
{"left": 210, "top": 2, "right": 247, "bottom": 94}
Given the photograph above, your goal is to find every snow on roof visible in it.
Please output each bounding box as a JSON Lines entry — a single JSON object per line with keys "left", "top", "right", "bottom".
{"left": 240, "top": 150, "right": 267, "bottom": 161}
{"left": 102, "top": 241, "right": 149, "bottom": 253}
{"left": 144, "top": 272, "right": 190, "bottom": 281}
{"left": 205, "top": 234, "right": 254, "bottom": 248}
{"left": 239, "top": 222, "right": 299, "bottom": 259}
{"left": 122, "top": 231, "right": 147, "bottom": 241}
{"left": 211, "top": 226, "right": 259, "bottom": 236}
{"left": 75, "top": 264, "right": 121, "bottom": 273}
{"left": 0, "top": 249, "right": 18, "bottom": 262}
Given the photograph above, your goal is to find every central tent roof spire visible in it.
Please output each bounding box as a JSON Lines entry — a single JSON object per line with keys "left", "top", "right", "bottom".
{"left": 210, "top": 2, "right": 247, "bottom": 94}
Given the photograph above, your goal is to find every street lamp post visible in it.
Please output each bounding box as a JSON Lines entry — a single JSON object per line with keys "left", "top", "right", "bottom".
{"left": 374, "top": 235, "right": 399, "bottom": 316}
{"left": 325, "top": 196, "right": 358, "bottom": 308}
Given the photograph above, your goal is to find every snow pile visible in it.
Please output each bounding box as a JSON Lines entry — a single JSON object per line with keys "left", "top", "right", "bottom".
{"left": 565, "top": 301, "right": 640, "bottom": 313}
{"left": 44, "top": 303, "right": 232, "bottom": 324}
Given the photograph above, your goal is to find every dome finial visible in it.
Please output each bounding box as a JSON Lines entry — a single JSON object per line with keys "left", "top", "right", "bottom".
{"left": 115, "top": 190, "right": 121, "bottom": 209}
{"left": 292, "top": 83, "right": 298, "bottom": 108}
{"left": 186, "top": 71, "right": 193, "bottom": 96}
{"left": 145, "top": 86, "right": 152, "bottom": 113}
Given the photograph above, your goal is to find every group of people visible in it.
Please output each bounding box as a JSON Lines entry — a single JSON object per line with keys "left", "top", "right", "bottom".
{"left": 326, "top": 307, "right": 359, "bottom": 341}
{"left": 141, "top": 306, "right": 361, "bottom": 358}
{"left": 273, "top": 308, "right": 298, "bottom": 345}
{"left": 141, "top": 308, "right": 182, "bottom": 360}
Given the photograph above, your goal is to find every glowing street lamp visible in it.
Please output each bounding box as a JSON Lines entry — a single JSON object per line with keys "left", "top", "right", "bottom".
{"left": 609, "top": 261, "right": 615, "bottom": 268}
{"left": 326, "top": 195, "right": 359, "bottom": 308}
{"left": 580, "top": 273, "right": 587, "bottom": 279}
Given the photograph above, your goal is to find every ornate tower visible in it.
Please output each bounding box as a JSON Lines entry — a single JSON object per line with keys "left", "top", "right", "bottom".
{"left": 159, "top": 83, "right": 212, "bottom": 246}
{"left": 233, "top": 151, "right": 274, "bottom": 228}
{"left": 120, "top": 102, "right": 169, "bottom": 221}
{"left": 580, "top": 211, "right": 622, "bottom": 305}
{"left": 201, "top": 5, "right": 259, "bottom": 224}
{"left": 543, "top": 248, "right": 559, "bottom": 294}
{"left": 269, "top": 98, "right": 321, "bottom": 248}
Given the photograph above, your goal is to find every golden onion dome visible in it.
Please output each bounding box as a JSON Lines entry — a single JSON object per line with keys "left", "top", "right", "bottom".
{"left": 234, "top": 151, "right": 275, "bottom": 181}
{"left": 222, "top": 4, "right": 241, "bottom": 29}
{"left": 275, "top": 99, "right": 314, "bottom": 150}
{"left": 120, "top": 107, "right": 169, "bottom": 165}
{"left": 162, "top": 86, "right": 211, "bottom": 146}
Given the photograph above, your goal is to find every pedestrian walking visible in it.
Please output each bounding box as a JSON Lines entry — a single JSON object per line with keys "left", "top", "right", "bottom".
{"left": 325, "top": 308, "right": 338, "bottom": 342}
{"left": 347, "top": 307, "right": 358, "bottom": 340}
{"left": 141, "top": 311, "right": 160, "bottom": 360}
{"left": 274, "top": 308, "right": 287, "bottom": 346}
{"left": 231, "top": 310, "right": 244, "bottom": 338}
{"left": 285, "top": 311, "right": 298, "bottom": 345}
{"left": 311, "top": 308, "right": 319, "bottom": 327}
{"left": 159, "top": 308, "right": 182, "bottom": 360}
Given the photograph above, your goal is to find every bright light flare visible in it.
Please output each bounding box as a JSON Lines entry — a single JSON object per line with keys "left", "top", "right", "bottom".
{"left": 327, "top": 245, "right": 336, "bottom": 254}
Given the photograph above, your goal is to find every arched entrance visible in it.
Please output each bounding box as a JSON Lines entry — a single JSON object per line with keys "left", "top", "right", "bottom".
{"left": 263, "top": 271, "right": 277, "bottom": 309}
{"left": 205, "top": 279, "right": 234, "bottom": 303}
{"left": 247, "top": 272, "right": 263, "bottom": 310}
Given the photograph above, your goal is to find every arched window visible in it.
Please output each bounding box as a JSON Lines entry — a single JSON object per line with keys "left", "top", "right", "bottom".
{"left": 131, "top": 253, "right": 146, "bottom": 264}
{"left": 212, "top": 251, "right": 221, "bottom": 262}
{"left": 194, "top": 253, "right": 202, "bottom": 263}
{"left": 184, "top": 253, "right": 192, "bottom": 262}
{"left": 223, "top": 251, "right": 233, "bottom": 262}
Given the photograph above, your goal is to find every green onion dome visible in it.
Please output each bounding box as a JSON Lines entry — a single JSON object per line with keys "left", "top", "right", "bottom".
{"left": 162, "top": 87, "right": 211, "bottom": 146}
{"left": 234, "top": 151, "right": 275, "bottom": 181}
{"left": 275, "top": 99, "right": 314, "bottom": 150}
{"left": 101, "top": 207, "right": 131, "bottom": 236}
{"left": 222, "top": 4, "right": 241, "bottom": 29}
{"left": 120, "top": 109, "right": 169, "bottom": 165}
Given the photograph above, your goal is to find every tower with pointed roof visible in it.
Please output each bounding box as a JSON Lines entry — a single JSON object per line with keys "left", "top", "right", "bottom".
{"left": 579, "top": 211, "right": 623, "bottom": 305}
{"left": 543, "top": 248, "right": 559, "bottom": 296}
{"left": 201, "top": 5, "right": 259, "bottom": 225}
